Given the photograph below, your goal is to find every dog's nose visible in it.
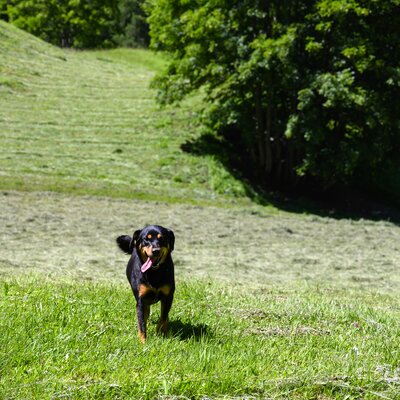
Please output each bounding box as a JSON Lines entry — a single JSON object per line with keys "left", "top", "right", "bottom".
{"left": 152, "top": 248, "right": 160, "bottom": 256}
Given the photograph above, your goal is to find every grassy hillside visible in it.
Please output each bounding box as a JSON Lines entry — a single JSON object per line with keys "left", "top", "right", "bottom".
{"left": 0, "top": 21, "right": 246, "bottom": 205}
{"left": 1, "top": 22, "right": 400, "bottom": 399}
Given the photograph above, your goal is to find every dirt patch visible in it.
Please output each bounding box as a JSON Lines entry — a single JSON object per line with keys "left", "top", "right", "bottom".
{"left": 247, "top": 326, "right": 331, "bottom": 337}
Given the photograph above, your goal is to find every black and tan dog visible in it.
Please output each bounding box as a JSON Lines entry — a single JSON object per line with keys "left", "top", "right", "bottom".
{"left": 116, "top": 225, "right": 175, "bottom": 343}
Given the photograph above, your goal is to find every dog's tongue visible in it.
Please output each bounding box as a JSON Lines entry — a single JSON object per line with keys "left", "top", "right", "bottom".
{"left": 141, "top": 257, "right": 153, "bottom": 273}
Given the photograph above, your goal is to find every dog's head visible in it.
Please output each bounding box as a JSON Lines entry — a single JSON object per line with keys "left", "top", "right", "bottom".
{"left": 117, "top": 225, "right": 175, "bottom": 272}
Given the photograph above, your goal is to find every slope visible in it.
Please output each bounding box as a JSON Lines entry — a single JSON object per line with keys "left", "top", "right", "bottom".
{"left": 0, "top": 21, "right": 246, "bottom": 205}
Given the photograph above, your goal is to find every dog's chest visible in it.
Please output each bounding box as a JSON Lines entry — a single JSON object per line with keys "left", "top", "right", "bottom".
{"left": 138, "top": 283, "right": 171, "bottom": 303}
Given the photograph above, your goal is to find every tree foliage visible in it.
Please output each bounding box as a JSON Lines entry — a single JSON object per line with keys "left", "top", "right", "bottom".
{"left": 0, "top": 0, "right": 148, "bottom": 48}
{"left": 113, "top": 0, "right": 149, "bottom": 47}
{"left": 146, "top": 0, "right": 400, "bottom": 189}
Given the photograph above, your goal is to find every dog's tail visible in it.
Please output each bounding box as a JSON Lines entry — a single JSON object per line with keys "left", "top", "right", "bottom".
{"left": 116, "top": 235, "right": 133, "bottom": 254}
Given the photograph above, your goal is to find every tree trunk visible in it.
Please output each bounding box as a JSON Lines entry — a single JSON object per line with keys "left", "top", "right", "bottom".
{"left": 265, "top": 101, "right": 273, "bottom": 174}
{"left": 255, "top": 84, "right": 266, "bottom": 171}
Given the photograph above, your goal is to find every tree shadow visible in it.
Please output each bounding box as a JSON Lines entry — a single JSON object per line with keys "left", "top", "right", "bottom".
{"left": 169, "top": 319, "right": 211, "bottom": 341}
{"left": 181, "top": 131, "right": 400, "bottom": 224}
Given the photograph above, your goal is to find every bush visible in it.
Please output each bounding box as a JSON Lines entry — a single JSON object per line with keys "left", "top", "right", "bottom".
{"left": 146, "top": 0, "right": 400, "bottom": 191}
{"left": 0, "top": 0, "right": 149, "bottom": 48}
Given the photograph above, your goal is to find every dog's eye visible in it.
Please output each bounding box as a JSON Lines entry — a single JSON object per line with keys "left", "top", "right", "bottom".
{"left": 157, "top": 234, "right": 162, "bottom": 239}
{"left": 147, "top": 234, "right": 152, "bottom": 239}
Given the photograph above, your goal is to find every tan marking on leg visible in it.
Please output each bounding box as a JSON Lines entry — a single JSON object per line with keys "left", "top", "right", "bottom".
{"left": 157, "top": 318, "right": 168, "bottom": 335}
{"left": 157, "top": 294, "right": 172, "bottom": 336}
{"left": 138, "top": 330, "right": 146, "bottom": 343}
{"left": 137, "top": 304, "right": 150, "bottom": 344}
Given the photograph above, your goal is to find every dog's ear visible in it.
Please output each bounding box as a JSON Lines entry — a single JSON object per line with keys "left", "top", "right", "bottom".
{"left": 133, "top": 229, "right": 142, "bottom": 247}
{"left": 167, "top": 229, "right": 175, "bottom": 252}
{"left": 116, "top": 235, "right": 133, "bottom": 254}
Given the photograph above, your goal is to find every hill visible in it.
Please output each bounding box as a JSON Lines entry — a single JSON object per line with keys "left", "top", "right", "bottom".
{"left": 1, "top": 22, "right": 400, "bottom": 399}
{"left": 0, "top": 20, "right": 247, "bottom": 205}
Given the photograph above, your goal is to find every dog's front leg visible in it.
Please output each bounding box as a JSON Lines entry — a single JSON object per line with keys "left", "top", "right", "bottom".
{"left": 157, "top": 293, "right": 173, "bottom": 336}
{"left": 136, "top": 300, "right": 150, "bottom": 343}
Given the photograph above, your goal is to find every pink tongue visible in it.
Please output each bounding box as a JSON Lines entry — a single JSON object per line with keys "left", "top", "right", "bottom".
{"left": 141, "top": 257, "right": 153, "bottom": 273}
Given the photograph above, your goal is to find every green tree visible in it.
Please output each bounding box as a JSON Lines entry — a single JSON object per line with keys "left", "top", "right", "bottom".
{"left": 146, "top": 0, "right": 400, "bottom": 190}
{"left": 293, "top": 0, "right": 400, "bottom": 188}
{"left": 1, "top": 0, "right": 119, "bottom": 48}
{"left": 113, "top": 0, "right": 149, "bottom": 47}
{"left": 0, "top": 0, "right": 149, "bottom": 49}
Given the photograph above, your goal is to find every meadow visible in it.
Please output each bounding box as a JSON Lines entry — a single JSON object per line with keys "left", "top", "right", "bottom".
{"left": 0, "top": 21, "right": 244, "bottom": 204}
{"left": 1, "top": 21, "right": 399, "bottom": 399}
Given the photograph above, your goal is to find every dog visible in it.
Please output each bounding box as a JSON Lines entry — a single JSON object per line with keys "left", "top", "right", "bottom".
{"left": 116, "top": 225, "right": 175, "bottom": 343}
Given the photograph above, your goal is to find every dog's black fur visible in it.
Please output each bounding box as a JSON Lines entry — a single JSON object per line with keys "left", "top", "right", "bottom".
{"left": 116, "top": 225, "right": 175, "bottom": 342}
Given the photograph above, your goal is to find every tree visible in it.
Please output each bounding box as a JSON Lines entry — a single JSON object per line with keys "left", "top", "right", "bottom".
{"left": 0, "top": 0, "right": 149, "bottom": 49}
{"left": 146, "top": 0, "right": 400, "bottom": 190}
{"left": 292, "top": 0, "right": 400, "bottom": 188}
{"left": 1, "top": 0, "right": 119, "bottom": 48}
{"left": 113, "top": 0, "right": 149, "bottom": 47}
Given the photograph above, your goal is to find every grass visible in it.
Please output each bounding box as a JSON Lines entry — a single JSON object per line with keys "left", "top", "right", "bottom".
{"left": 1, "top": 276, "right": 399, "bottom": 399}
{"left": 0, "top": 20, "right": 248, "bottom": 206}
{"left": 1, "top": 190, "right": 400, "bottom": 398}
{"left": 1, "top": 21, "right": 400, "bottom": 399}
{"left": 2, "top": 190, "right": 400, "bottom": 293}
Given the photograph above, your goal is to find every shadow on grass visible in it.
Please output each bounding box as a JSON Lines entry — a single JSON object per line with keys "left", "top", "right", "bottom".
{"left": 169, "top": 320, "right": 210, "bottom": 341}
{"left": 181, "top": 132, "right": 400, "bottom": 224}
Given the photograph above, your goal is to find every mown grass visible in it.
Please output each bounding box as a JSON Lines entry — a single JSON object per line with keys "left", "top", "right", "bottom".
{"left": 1, "top": 276, "right": 399, "bottom": 399}
{"left": 0, "top": 21, "right": 248, "bottom": 206}
{"left": 2, "top": 190, "right": 400, "bottom": 294}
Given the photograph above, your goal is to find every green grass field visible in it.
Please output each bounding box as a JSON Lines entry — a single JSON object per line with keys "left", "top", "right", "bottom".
{"left": 1, "top": 21, "right": 400, "bottom": 399}
{"left": 1, "top": 277, "right": 399, "bottom": 399}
